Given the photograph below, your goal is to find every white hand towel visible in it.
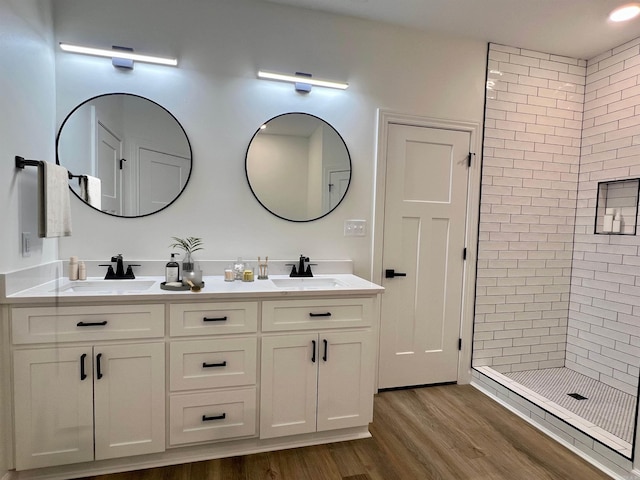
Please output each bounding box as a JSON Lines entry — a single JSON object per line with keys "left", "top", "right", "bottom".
{"left": 38, "top": 162, "right": 72, "bottom": 238}
{"left": 80, "top": 175, "right": 102, "bottom": 210}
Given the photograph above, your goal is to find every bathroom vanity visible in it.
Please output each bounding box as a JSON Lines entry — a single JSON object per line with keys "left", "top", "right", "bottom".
{"left": 1, "top": 270, "right": 382, "bottom": 480}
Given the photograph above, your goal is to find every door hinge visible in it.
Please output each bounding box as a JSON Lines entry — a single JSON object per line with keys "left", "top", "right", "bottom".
{"left": 458, "top": 338, "right": 462, "bottom": 351}
{"left": 463, "top": 247, "right": 467, "bottom": 260}
{"left": 468, "top": 152, "right": 475, "bottom": 167}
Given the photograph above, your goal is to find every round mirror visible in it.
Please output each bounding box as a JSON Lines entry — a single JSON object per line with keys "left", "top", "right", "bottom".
{"left": 56, "top": 93, "right": 192, "bottom": 217}
{"left": 245, "top": 113, "right": 351, "bottom": 222}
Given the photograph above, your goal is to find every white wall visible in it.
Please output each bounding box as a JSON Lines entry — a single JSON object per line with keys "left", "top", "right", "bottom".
{"left": 0, "top": 0, "right": 56, "bottom": 274}
{"left": 51, "top": 0, "right": 487, "bottom": 278}
{"left": 569, "top": 37, "right": 640, "bottom": 396}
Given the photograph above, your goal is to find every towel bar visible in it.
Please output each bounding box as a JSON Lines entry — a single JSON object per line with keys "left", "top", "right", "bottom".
{"left": 15, "top": 155, "right": 84, "bottom": 180}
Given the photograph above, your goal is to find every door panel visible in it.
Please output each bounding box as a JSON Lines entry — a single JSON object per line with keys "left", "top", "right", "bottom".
{"left": 93, "top": 343, "right": 165, "bottom": 460}
{"left": 138, "top": 147, "right": 190, "bottom": 215}
{"left": 260, "top": 334, "right": 318, "bottom": 439}
{"left": 317, "top": 331, "right": 374, "bottom": 431}
{"left": 13, "top": 347, "right": 94, "bottom": 470}
{"left": 96, "top": 122, "right": 122, "bottom": 215}
{"left": 379, "top": 124, "right": 470, "bottom": 389}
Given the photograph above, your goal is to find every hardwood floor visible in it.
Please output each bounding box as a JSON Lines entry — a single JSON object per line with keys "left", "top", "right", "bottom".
{"left": 81, "top": 385, "right": 612, "bottom": 480}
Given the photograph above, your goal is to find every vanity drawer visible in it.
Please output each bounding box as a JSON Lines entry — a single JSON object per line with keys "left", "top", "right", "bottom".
{"left": 169, "top": 388, "right": 256, "bottom": 446}
{"left": 169, "top": 302, "right": 258, "bottom": 337}
{"left": 261, "top": 298, "right": 373, "bottom": 332}
{"left": 11, "top": 304, "right": 165, "bottom": 344}
{"left": 170, "top": 337, "right": 257, "bottom": 391}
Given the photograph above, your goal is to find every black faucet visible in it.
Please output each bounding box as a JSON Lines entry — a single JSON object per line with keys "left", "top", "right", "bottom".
{"left": 288, "top": 255, "right": 314, "bottom": 277}
{"left": 99, "top": 254, "right": 139, "bottom": 280}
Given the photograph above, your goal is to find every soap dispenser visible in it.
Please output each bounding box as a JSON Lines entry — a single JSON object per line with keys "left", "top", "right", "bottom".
{"left": 165, "top": 253, "right": 180, "bottom": 283}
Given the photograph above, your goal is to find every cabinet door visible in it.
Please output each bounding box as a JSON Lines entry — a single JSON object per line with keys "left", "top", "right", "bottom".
{"left": 317, "top": 330, "right": 375, "bottom": 431}
{"left": 93, "top": 343, "right": 165, "bottom": 460}
{"left": 13, "top": 347, "right": 94, "bottom": 470}
{"left": 260, "top": 334, "right": 318, "bottom": 439}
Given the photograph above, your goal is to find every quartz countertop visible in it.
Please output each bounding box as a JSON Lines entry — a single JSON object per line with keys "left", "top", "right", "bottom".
{"left": 3, "top": 274, "right": 384, "bottom": 305}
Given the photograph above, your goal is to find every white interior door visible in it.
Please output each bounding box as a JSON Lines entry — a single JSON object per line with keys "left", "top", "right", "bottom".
{"left": 378, "top": 123, "right": 470, "bottom": 389}
{"left": 327, "top": 169, "right": 350, "bottom": 210}
{"left": 96, "top": 122, "right": 123, "bottom": 215}
{"left": 138, "top": 147, "right": 190, "bottom": 215}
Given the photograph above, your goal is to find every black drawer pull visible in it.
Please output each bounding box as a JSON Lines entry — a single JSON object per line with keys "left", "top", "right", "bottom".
{"left": 96, "top": 353, "right": 103, "bottom": 379}
{"left": 77, "top": 320, "right": 108, "bottom": 327}
{"left": 309, "top": 312, "right": 332, "bottom": 318}
{"left": 203, "top": 316, "right": 228, "bottom": 322}
{"left": 323, "top": 339, "right": 328, "bottom": 362}
{"left": 202, "top": 413, "right": 226, "bottom": 422}
{"left": 80, "top": 353, "right": 87, "bottom": 380}
{"left": 202, "top": 361, "right": 227, "bottom": 368}
{"left": 311, "top": 340, "right": 317, "bottom": 363}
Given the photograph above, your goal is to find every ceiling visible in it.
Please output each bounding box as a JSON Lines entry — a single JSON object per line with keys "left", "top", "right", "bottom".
{"left": 260, "top": 0, "right": 640, "bottom": 60}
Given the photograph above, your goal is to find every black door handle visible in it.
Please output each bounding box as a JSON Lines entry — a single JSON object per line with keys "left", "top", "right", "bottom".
{"left": 385, "top": 269, "right": 407, "bottom": 278}
{"left": 96, "top": 353, "right": 103, "bottom": 379}
{"left": 202, "top": 361, "right": 227, "bottom": 368}
{"left": 80, "top": 353, "right": 87, "bottom": 380}
{"left": 77, "top": 320, "right": 108, "bottom": 327}
{"left": 202, "top": 413, "right": 226, "bottom": 422}
{"left": 323, "top": 339, "right": 328, "bottom": 362}
{"left": 311, "top": 340, "right": 317, "bottom": 363}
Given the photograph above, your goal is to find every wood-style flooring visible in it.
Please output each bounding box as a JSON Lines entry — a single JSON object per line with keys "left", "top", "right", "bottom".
{"left": 81, "top": 384, "right": 612, "bottom": 480}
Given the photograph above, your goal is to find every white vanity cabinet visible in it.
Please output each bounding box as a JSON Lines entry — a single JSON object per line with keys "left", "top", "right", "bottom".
{"left": 11, "top": 305, "right": 166, "bottom": 471}
{"left": 168, "top": 302, "right": 258, "bottom": 446}
{"left": 260, "top": 298, "right": 375, "bottom": 439}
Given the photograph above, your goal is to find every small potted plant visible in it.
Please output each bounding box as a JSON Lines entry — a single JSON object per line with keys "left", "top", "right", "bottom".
{"left": 169, "top": 236, "right": 203, "bottom": 272}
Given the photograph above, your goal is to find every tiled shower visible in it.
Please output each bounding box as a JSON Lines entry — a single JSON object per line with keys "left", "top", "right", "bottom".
{"left": 473, "top": 41, "right": 640, "bottom": 460}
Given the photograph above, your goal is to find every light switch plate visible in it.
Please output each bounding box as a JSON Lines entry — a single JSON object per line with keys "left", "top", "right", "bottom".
{"left": 344, "top": 220, "right": 366, "bottom": 237}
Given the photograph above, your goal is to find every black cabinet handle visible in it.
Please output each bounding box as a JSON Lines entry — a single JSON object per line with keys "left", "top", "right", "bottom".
{"left": 77, "top": 321, "right": 108, "bottom": 327}
{"left": 202, "top": 361, "right": 227, "bottom": 368}
{"left": 311, "top": 340, "right": 316, "bottom": 363}
{"left": 323, "top": 339, "right": 328, "bottom": 362}
{"left": 203, "top": 316, "right": 228, "bottom": 322}
{"left": 202, "top": 413, "right": 226, "bottom": 422}
{"left": 309, "top": 312, "right": 332, "bottom": 318}
{"left": 385, "top": 269, "right": 407, "bottom": 278}
{"left": 96, "top": 353, "right": 103, "bottom": 379}
{"left": 80, "top": 353, "right": 87, "bottom": 380}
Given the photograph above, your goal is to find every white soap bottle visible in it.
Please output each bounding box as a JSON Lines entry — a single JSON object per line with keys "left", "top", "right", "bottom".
{"left": 603, "top": 208, "right": 614, "bottom": 233}
{"left": 78, "top": 261, "right": 87, "bottom": 280}
{"left": 613, "top": 212, "right": 621, "bottom": 233}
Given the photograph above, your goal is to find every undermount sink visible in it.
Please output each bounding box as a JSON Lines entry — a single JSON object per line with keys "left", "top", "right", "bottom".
{"left": 270, "top": 277, "right": 347, "bottom": 290}
{"left": 53, "top": 280, "right": 156, "bottom": 293}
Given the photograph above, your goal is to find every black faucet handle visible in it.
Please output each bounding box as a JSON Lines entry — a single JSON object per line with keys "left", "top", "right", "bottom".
{"left": 99, "top": 264, "right": 116, "bottom": 279}
{"left": 111, "top": 254, "right": 123, "bottom": 262}
{"left": 125, "top": 264, "right": 140, "bottom": 279}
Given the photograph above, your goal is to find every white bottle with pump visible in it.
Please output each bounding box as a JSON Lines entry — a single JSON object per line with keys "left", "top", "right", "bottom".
{"left": 165, "top": 253, "right": 180, "bottom": 283}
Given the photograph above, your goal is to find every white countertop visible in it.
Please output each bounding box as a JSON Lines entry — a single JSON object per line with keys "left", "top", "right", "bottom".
{"left": 3, "top": 274, "right": 384, "bottom": 305}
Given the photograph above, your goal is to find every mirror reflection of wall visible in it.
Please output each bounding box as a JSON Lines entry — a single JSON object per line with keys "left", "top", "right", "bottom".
{"left": 57, "top": 93, "right": 192, "bottom": 217}
{"left": 246, "top": 113, "right": 351, "bottom": 222}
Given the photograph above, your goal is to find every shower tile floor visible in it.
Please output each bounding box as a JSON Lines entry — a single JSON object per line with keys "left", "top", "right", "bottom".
{"left": 475, "top": 366, "right": 634, "bottom": 457}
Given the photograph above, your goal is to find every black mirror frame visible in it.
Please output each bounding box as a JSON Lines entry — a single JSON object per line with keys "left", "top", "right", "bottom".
{"left": 244, "top": 112, "right": 352, "bottom": 223}
{"left": 56, "top": 92, "right": 193, "bottom": 219}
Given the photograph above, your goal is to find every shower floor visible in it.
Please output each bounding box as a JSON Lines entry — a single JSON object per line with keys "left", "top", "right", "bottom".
{"left": 475, "top": 366, "right": 635, "bottom": 457}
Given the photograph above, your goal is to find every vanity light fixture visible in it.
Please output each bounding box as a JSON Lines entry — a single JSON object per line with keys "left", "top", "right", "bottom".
{"left": 609, "top": 3, "right": 640, "bottom": 22}
{"left": 59, "top": 43, "right": 178, "bottom": 67}
{"left": 257, "top": 70, "right": 349, "bottom": 92}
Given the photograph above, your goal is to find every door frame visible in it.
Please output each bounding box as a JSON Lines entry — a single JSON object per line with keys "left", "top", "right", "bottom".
{"left": 372, "top": 109, "right": 482, "bottom": 386}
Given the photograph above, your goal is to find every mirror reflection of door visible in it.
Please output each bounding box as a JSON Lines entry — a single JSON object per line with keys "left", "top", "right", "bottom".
{"left": 327, "top": 169, "right": 350, "bottom": 211}
{"left": 56, "top": 94, "right": 192, "bottom": 218}
{"left": 96, "top": 121, "right": 123, "bottom": 216}
{"left": 138, "top": 147, "right": 190, "bottom": 213}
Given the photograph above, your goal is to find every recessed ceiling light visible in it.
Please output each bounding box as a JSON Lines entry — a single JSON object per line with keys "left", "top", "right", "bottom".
{"left": 609, "top": 3, "right": 640, "bottom": 22}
